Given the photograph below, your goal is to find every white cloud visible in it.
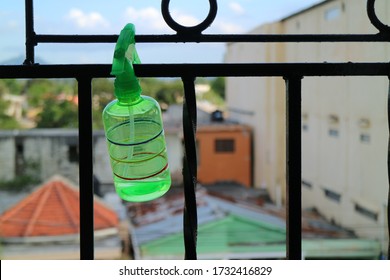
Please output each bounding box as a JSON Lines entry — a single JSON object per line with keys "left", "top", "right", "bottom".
{"left": 125, "top": 6, "right": 201, "bottom": 33}
{"left": 125, "top": 7, "right": 168, "bottom": 32}
{"left": 171, "top": 11, "right": 199, "bottom": 27}
{"left": 7, "top": 20, "right": 19, "bottom": 29}
{"left": 229, "top": 2, "right": 245, "bottom": 16}
{"left": 66, "top": 9, "right": 110, "bottom": 29}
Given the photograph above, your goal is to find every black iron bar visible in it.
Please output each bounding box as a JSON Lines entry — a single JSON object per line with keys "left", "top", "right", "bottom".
{"left": 24, "top": 0, "right": 35, "bottom": 65}
{"left": 1, "top": 63, "right": 389, "bottom": 79}
{"left": 182, "top": 76, "right": 198, "bottom": 260}
{"left": 77, "top": 76, "right": 94, "bottom": 260}
{"left": 34, "top": 33, "right": 390, "bottom": 44}
{"left": 388, "top": 79, "right": 390, "bottom": 260}
{"left": 367, "top": 0, "right": 390, "bottom": 33}
{"left": 285, "top": 76, "right": 303, "bottom": 260}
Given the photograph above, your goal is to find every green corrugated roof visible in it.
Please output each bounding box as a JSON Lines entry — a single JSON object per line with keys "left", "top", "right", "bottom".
{"left": 140, "top": 214, "right": 380, "bottom": 259}
{"left": 142, "top": 215, "right": 285, "bottom": 258}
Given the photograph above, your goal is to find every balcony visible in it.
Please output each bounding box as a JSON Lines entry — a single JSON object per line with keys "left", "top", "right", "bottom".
{"left": 0, "top": 0, "right": 389, "bottom": 260}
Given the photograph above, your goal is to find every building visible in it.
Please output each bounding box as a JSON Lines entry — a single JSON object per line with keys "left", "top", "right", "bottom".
{"left": 225, "top": 0, "right": 389, "bottom": 253}
{"left": 128, "top": 187, "right": 380, "bottom": 260}
{"left": 197, "top": 113, "right": 252, "bottom": 187}
{"left": 163, "top": 105, "right": 253, "bottom": 187}
{"left": 0, "top": 175, "right": 122, "bottom": 259}
{"left": 0, "top": 128, "right": 184, "bottom": 190}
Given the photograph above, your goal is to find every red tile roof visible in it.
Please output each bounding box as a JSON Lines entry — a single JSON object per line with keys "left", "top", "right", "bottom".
{"left": 0, "top": 175, "right": 119, "bottom": 238}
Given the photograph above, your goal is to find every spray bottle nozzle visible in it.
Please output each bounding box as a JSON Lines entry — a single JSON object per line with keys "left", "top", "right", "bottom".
{"left": 111, "top": 23, "right": 142, "bottom": 97}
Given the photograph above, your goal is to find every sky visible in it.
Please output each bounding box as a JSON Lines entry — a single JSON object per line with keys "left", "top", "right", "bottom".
{"left": 0, "top": 0, "right": 324, "bottom": 64}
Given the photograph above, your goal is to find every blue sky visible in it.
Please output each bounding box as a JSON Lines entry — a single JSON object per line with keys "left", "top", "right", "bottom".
{"left": 1, "top": 0, "right": 323, "bottom": 64}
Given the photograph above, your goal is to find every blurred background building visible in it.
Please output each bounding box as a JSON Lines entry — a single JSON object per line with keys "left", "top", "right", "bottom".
{"left": 225, "top": 0, "right": 389, "bottom": 253}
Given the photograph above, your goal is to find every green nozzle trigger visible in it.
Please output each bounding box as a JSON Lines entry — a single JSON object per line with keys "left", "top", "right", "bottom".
{"left": 111, "top": 23, "right": 142, "bottom": 96}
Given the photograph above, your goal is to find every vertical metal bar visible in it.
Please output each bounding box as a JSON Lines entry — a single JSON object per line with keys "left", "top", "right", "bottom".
{"left": 24, "top": 0, "right": 35, "bottom": 65}
{"left": 182, "top": 76, "right": 198, "bottom": 260}
{"left": 285, "top": 76, "right": 303, "bottom": 260}
{"left": 77, "top": 76, "right": 94, "bottom": 260}
{"left": 387, "top": 78, "right": 390, "bottom": 259}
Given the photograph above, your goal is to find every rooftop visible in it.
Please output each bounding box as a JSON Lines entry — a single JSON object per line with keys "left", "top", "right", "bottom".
{"left": 127, "top": 185, "right": 380, "bottom": 259}
{"left": 0, "top": 175, "right": 119, "bottom": 243}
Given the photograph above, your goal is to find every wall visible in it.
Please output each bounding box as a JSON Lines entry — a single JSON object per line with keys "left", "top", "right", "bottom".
{"left": 197, "top": 124, "right": 252, "bottom": 187}
{"left": 226, "top": 22, "right": 286, "bottom": 201}
{"left": 0, "top": 129, "right": 184, "bottom": 189}
{"left": 225, "top": 0, "right": 389, "bottom": 251}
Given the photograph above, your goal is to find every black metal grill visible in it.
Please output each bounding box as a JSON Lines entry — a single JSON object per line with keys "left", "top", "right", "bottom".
{"left": 0, "top": 0, "right": 389, "bottom": 260}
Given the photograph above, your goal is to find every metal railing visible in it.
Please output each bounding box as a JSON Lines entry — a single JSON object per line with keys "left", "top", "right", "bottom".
{"left": 0, "top": 0, "right": 389, "bottom": 260}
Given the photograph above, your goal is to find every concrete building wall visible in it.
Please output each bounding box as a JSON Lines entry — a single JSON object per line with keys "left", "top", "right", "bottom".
{"left": 226, "top": 22, "right": 286, "bottom": 201}
{"left": 197, "top": 125, "right": 252, "bottom": 187}
{"left": 0, "top": 137, "right": 15, "bottom": 181}
{"left": 225, "top": 0, "right": 389, "bottom": 251}
{"left": 165, "top": 133, "right": 183, "bottom": 185}
{"left": 0, "top": 129, "right": 184, "bottom": 190}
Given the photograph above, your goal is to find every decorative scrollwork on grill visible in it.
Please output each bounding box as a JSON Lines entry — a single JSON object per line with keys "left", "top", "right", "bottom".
{"left": 161, "top": 0, "right": 217, "bottom": 35}
{"left": 367, "top": 0, "right": 390, "bottom": 33}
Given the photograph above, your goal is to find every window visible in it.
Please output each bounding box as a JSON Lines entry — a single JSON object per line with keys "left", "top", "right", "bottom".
{"left": 325, "top": 6, "right": 341, "bottom": 21}
{"left": 360, "top": 133, "right": 370, "bottom": 143}
{"left": 355, "top": 204, "right": 378, "bottom": 221}
{"left": 302, "top": 180, "right": 312, "bottom": 189}
{"left": 329, "top": 129, "right": 339, "bottom": 137}
{"left": 328, "top": 115, "right": 339, "bottom": 137}
{"left": 323, "top": 188, "right": 341, "bottom": 202}
{"left": 68, "top": 145, "right": 79, "bottom": 163}
{"left": 215, "top": 139, "right": 235, "bottom": 153}
{"left": 302, "top": 113, "right": 308, "bottom": 131}
{"left": 15, "top": 142, "right": 25, "bottom": 175}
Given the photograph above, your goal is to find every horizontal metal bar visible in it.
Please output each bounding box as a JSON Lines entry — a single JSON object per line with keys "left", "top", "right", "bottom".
{"left": 35, "top": 34, "right": 117, "bottom": 43}
{"left": 34, "top": 33, "right": 390, "bottom": 44}
{"left": 0, "top": 63, "right": 389, "bottom": 79}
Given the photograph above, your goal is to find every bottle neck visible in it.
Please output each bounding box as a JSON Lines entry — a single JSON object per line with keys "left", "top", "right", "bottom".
{"left": 114, "top": 76, "right": 142, "bottom": 105}
{"left": 116, "top": 90, "right": 142, "bottom": 105}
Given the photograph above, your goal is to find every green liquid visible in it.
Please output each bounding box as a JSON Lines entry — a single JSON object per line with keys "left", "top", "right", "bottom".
{"left": 114, "top": 169, "right": 171, "bottom": 202}
{"left": 103, "top": 95, "right": 171, "bottom": 202}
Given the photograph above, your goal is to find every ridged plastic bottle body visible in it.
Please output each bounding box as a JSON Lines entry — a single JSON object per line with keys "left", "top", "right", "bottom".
{"left": 102, "top": 95, "right": 171, "bottom": 202}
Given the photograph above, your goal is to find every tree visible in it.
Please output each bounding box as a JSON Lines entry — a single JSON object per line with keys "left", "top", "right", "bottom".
{"left": 92, "top": 78, "right": 115, "bottom": 129}
{"left": 0, "top": 80, "right": 21, "bottom": 129}
{"left": 141, "top": 78, "right": 183, "bottom": 107}
{"left": 36, "top": 95, "right": 78, "bottom": 128}
{"left": 2, "top": 79, "right": 25, "bottom": 95}
{"left": 25, "top": 79, "right": 58, "bottom": 107}
{"left": 210, "top": 77, "right": 225, "bottom": 99}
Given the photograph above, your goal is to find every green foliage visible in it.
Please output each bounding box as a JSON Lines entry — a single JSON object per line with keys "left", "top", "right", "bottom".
{"left": 36, "top": 95, "right": 78, "bottom": 128}
{"left": 210, "top": 77, "right": 225, "bottom": 99}
{"left": 0, "top": 114, "right": 21, "bottom": 129}
{"left": 201, "top": 90, "right": 226, "bottom": 107}
{"left": 3, "top": 79, "right": 26, "bottom": 95}
{"left": 195, "top": 77, "right": 226, "bottom": 108}
{"left": 92, "top": 78, "right": 184, "bottom": 129}
{"left": 141, "top": 79, "right": 182, "bottom": 101}
{"left": 92, "top": 78, "right": 115, "bottom": 129}
{"left": 0, "top": 77, "right": 226, "bottom": 129}
{"left": 26, "top": 79, "right": 58, "bottom": 107}
{"left": 142, "top": 78, "right": 183, "bottom": 107}
{"left": 0, "top": 82, "right": 21, "bottom": 129}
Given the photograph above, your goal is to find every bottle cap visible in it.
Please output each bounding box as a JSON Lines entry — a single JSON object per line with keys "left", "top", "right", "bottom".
{"left": 111, "top": 23, "right": 142, "bottom": 99}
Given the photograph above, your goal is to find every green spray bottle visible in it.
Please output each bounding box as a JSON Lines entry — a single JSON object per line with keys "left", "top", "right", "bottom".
{"left": 103, "top": 24, "right": 171, "bottom": 202}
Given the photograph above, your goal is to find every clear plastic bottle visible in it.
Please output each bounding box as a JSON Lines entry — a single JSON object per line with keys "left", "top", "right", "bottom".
{"left": 103, "top": 24, "right": 171, "bottom": 202}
